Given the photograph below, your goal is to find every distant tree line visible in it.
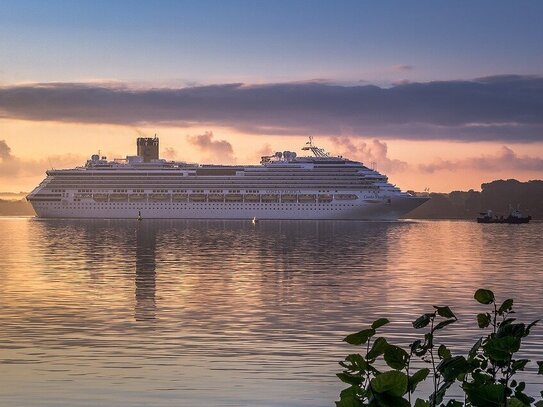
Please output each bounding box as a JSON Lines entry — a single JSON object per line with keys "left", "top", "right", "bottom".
{"left": 407, "top": 180, "right": 543, "bottom": 220}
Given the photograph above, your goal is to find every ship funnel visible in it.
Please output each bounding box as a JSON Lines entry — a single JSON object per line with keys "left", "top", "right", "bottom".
{"left": 137, "top": 136, "right": 159, "bottom": 162}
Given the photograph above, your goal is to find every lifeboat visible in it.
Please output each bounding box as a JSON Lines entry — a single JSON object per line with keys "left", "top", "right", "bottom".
{"left": 189, "top": 194, "right": 207, "bottom": 202}
{"left": 208, "top": 194, "right": 225, "bottom": 202}
{"left": 225, "top": 194, "right": 243, "bottom": 202}
{"left": 172, "top": 193, "right": 188, "bottom": 202}
{"left": 298, "top": 194, "right": 316, "bottom": 203}
{"left": 75, "top": 193, "right": 93, "bottom": 199}
{"left": 318, "top": 194, "right": 333, "bottom": 203}
{"left": 280, "top": 194, "right": 297, "bottom": 203}
{"left": 149, "top": 193, "right": 171, "bottom": 202}
{"left": 129, "top": 194, "right": 147, "bottom": 202}
{"left": 261, "top": 194, "right": 279, "bottom": 202}
{"left": 334, "top": 194, "right": 358, "bottom": 201}
{"left": 93, "top": 193, "right": 108, "bottom": 202}
{"left": 109, "top": 193, "right": 128, "bottom": 201}
{"left": 244, "top": 194, "right": 261, "bottom": 202}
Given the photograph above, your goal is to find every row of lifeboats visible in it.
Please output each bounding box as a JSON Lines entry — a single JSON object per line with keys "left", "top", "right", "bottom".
{"left": 79, "top": 192, "right": 359, "bottom": 203}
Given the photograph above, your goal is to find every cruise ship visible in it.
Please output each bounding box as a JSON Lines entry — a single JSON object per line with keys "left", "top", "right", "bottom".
{"left": 27, "top": 137, "right": 428, "bottom": 219}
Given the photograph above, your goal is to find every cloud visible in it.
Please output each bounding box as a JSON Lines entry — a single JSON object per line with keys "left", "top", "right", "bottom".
{"left": 419, "top": 146, "right": 543, "bottom": 173}
{"left": 0, "top": 139, "right": 83, "bottom": 179}
{"left": 1, "top": 75, "right": 543, "bottom": 142}
{"left": 329, "top": 137, "right": 408, "bottom": 173}
{"left": 0, "top": 140, "right": 12, "bottom": 160}
{"left": 162, "top": 147, "right": 177, "bottom": 160}
{"left": 186, "top": 131, "right": 235, "bottom": 163}
{"left": 391, "top": 64, "right": 414, "bottom": 72}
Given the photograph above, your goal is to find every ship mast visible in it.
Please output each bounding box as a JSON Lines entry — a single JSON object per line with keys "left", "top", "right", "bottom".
{"left": 302, "top": 136, "right": 330, "bottom": 158}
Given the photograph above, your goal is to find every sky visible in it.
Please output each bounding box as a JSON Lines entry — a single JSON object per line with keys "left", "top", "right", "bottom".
{"left": 0, "top": 0, "right": 542, "bottom": 192}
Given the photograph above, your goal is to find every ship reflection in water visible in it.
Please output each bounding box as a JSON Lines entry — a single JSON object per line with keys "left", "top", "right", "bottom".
{"left": 135, "top": 223, "right": 156, "bottom": 321}
{"left": 0, "top": 218, "right": 541, "bottom": 406}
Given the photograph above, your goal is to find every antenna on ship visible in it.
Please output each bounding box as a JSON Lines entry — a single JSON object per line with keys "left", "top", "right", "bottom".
{"left": 302, "top": 136, "right": 330, "bottom": 158}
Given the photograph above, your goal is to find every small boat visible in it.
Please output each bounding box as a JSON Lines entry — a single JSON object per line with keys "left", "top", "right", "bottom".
{"left": 477, "top": 209, "right": 532, "bottom": 224}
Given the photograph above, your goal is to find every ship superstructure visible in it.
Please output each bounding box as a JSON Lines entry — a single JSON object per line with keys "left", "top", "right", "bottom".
{"left": 27, "top": 137, "right": 428, "bottom": 219}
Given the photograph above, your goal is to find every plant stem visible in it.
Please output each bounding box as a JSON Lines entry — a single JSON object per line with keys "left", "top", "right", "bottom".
{"left": 430, "top": 315, "right": 437, "bottom": 407}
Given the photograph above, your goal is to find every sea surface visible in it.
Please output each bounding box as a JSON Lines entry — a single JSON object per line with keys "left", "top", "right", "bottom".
{"left": 0, "top": 218, "right": 542, "bottom": 406}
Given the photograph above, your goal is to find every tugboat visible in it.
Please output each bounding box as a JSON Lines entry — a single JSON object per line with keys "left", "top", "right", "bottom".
{"left": 477, "top": 208, "right": 532, "bottom": 224}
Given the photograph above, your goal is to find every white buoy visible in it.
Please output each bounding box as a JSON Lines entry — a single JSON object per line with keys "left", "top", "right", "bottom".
{"left": 252, "top": 216, "right": 258, "bottom": 224}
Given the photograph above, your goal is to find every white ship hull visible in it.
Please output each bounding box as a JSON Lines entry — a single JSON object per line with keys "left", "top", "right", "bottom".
{"left": 30, "top": 196, "right": 427, "bottom": 220}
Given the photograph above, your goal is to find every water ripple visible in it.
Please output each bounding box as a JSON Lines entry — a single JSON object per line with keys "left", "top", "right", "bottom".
{"left": 0, "top": 219, "right": 542, "bottom": 406}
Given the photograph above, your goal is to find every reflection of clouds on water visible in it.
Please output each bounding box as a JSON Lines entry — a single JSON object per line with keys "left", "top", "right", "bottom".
{"left": 2, "top": 219, "right": 541, "bottom": 406}
{"left": 135, "top": 223, "right": 156, "bottom": 321}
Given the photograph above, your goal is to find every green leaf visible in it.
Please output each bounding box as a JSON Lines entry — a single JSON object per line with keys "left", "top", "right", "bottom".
{"left": 408, "top": 368, "right": 430, "bottom": 393}
{"left": 438, "top": 344, "right": 452, "bottom": 360}
{"left": 477, "top": 313, "right": 491, "bottom": 328}
{"left": 468, "top": 337, "right": 483, "bottom": 359}
{"left": 336, "top": 390, "right": 363, "bottom": 407}
{"left": 497, "top": 322, "right": 526, "bottom": 339}
{"left": 444, "top": 400, "right": 464, "bottom": 407}
{"left": 434, "top": 306, "right": 456, "bottom": 319}
{"left": 414, "top": 399, "right": 430, "bottom": 407}
{"left": 434, "top": 319, "right": 456, "bottom": 331}
{"left": 344, "top": 328, "right": 375, "bottom": 346}
{"left": 498, "top": 298, "right": 514, "bottom": 315}
{"left": 536, "top": 400, "right": 543, "bottom": 407}
{"left": 371, "top": 318, "right": 390, "bottom": 330}
{"left": 367, "top": 337, "right": 388, "bottom": 360}
{"left": 412, "top": 314, "right": 432, "bottom": 329}
{"left": 337, "top": 372, "right": 363, "bottom": 386}
{"left": 508, "top": 398, "right": 529, "bottom": 407}
{"left": 383, "top": 344, "right": 409, "bottom": 370}
{"left": 537, "top": 361, "right": 543, "bottom": 375}
{"left": 343, "top": 353, "right": 368, "bottom": 371}
{"left": 514, "top": 390, "right": 535, "bottom": 406}
{"left": 336, "top": 386, "right": 365, "bottom": 407}
{"left": 430, "top": 380, "right": 453, "bottom": 405}
{"left": 484, "top": 336, "right": 521, "bottom": 361}
{"left": 370, "top": 370, "right": 408, "bottom": 397}
{"left": 474, "top": 288, "right": 495, "bottom": 305}
{"left": 372, "top": 392, "right": 410, "bottom": 407}
{"left": 511, "top": 359, "right": 529, "bottom": 372}
{"left": 525, "top": 319, "right": 540, "bottom": 336}
{"left": 437, "top": 356, "right": 470, "bottom": 381}
{"left": 464, "top": 383, "right": 504, "bottom": 407}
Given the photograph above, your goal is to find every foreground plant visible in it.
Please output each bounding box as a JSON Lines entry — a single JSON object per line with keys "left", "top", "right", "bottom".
{"left": 336, "top": 288, "right": 543, "bottom": 407}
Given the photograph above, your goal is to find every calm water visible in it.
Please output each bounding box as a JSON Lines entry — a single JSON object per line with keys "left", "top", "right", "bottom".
{"left": 0, "top": 218, "right": 542, "bottom": 406}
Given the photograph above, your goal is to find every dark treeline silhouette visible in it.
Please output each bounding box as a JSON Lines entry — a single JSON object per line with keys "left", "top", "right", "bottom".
{"left": 0, "top": 198, "right": 35, "bottom": 216}
{"left": 407, "top": 179, "right": 543, "bottom": 219}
